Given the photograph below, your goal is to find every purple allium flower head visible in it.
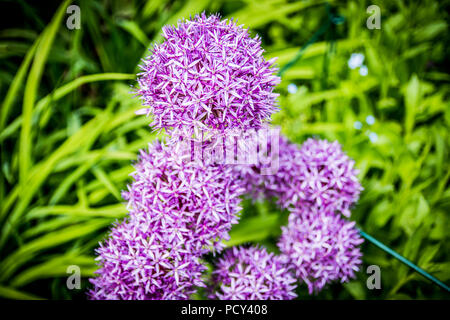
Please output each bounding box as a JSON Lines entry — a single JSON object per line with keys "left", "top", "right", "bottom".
{"left": 136, "top": 13, "right": 280, "bottom": 139}
{"left": 292, "top": 138, "right": 362, "bottom": 217}
{"left": 236, "top": 137, "right": 362, "bottom": 217}
{"left": 88, "top": 217, "right": 206, "bottom": 300}
{"left": 278, "top": 206, "right": 364, "bottom": 294}
{"left": 209, "top": 245, "right": 297, "bottom": 300}
{"left": 123, "top": 140, "right": 244, "bottom": 254}
{"left": 234, "top": 133, "right": 301, "bottom": 203}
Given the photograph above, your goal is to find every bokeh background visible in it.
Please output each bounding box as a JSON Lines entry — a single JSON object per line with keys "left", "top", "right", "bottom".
{"left": 0, "top": 0, "right": 449, "bottom": 299}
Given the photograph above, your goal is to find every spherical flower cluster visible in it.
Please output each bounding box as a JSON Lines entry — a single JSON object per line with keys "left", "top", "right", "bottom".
{"left": 234, "top": 133, "right": 302, "bottom": 205}
{"left": 235, "top": 137, "right": 362, "bottom": 217}
{"left": 292, "top": 138, "right": 362, "bottom": 217}
{"left": 123, "top": 140, "right": 244, "bottom": 254}
{"left": 136, "top": 13, "right": 280, "bottom": 138}
{"left": 209, "top": 245, "right": 297, "bottom": 300}
{"left": 278, "top": 206, "right": 363, "bottom": 294}
{"left": 88, "top": 217, "right": 206, "bottom": 300}
{"left": 89, "top": 140, "right": 244, "bottom": 300}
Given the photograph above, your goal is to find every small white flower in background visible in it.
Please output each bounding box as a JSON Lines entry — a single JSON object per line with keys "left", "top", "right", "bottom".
{"left": 359, "top": 65, "right": 369, "bottom": 76}
{"left": 287, "top": 83, "right": 298, "bottom": 94}
{"left": 353, "top": 121, "right": 363, "bottom": 130}
{"left": 366, "top": 115, "right": 375, "bottom": 125}
{"left": 368, "top": 132, "right": 378, "bottom": 143}
{"left": 348, "top": 53, "right": 365, "bottom": 69}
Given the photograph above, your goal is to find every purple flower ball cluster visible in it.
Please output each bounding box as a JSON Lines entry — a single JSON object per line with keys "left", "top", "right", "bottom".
{"left": 235, "top": 135, "right": 364, "bottom": 292}
{"left": 88, "top": 217, "right": 206, "bottom": 300}
{"left": 209, "top": 246, "right": 297, "bottom": 300}
{"left": 278, "top": 206, "right": 364, "bottom": 294}
{"left": 235, "top": 134, "right": 301, "bottom": 203}
{"left": 123, "top": 140, "right": 244, "bottom": 253}
{"left": 236, "top": 137, "right": 362, "bottom": 217}
{"left": 89, "top": 140, "right": 244, "bottom": 299}
{"left": 136, "top": 13, "right": 280, "bottom": 138}
{"left": 292, "top": 138, "right": 362, "bottom": 217}
{"left": 90, "top": 12, "right": 365, "bottom": 300}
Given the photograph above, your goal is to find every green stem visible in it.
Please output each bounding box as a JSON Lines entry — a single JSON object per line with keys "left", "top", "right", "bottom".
{"left": 278, "top": 3, "right": 344, "bottom": 77}
{"left": 358, "top": 228, "right": 450, "bottom": 292}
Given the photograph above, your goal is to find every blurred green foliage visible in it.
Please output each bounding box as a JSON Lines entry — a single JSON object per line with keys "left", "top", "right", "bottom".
{"left": 0, "top": 0, "right": 449, "bottom": 299}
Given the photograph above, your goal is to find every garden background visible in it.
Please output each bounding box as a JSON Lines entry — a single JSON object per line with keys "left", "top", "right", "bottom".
{"left": 0, "top": 0, "right": 449, "bottom": 299}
